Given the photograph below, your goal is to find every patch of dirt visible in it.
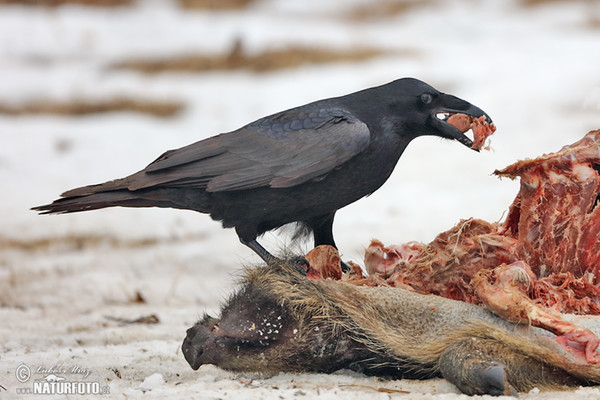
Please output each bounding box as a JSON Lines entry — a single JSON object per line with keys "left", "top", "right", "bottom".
{"left": 0, "top": 0, "right": 134, "bottom": 6}
{"left": 112, "top": 40, "right": 388, "bottom": 74}
{"left": 521, "top": 0, "right": 586, "bottom": 6}
{"left": 0, "top": 97, "right": 185, "bottom": 118}
{"left": 0, "top": 232, "right": 207, "bottom": 252}
{"left": 177, "top": 0, "right": 254, "bottom": 10}
{"left": 346, "top": 0, "right": 435, "bottom": 21}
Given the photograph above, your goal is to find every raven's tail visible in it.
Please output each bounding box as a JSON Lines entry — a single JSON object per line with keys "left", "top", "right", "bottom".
{"left": 32, "top": 178, "right": 210, "bottom": 215}
{"left": 32, "top": 176, "right": 141, "bottom": 214}
{"left": 32, "top": 191, "right": 159, "bottom": 214}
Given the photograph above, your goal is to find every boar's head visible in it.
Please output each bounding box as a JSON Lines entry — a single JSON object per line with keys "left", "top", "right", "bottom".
{"left": 182, "top": 263, "right": 399, "bottom": 375}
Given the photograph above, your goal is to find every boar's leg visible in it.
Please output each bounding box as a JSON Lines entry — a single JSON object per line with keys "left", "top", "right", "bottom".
{"left": 439, "top": 337, "right": 584, "bottom": 395}
{"left": 439, "top": 337, "right": 516, "bottom": 396}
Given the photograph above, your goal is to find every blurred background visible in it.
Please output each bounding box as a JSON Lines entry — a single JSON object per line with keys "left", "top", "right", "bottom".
{"left": 0, "top": 0, "right": 600, "bottom": 301}
{"left": 1, "top": 0, "right": 600, "bottom": 357}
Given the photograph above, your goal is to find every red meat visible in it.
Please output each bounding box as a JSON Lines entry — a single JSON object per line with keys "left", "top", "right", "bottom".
{"left": 304, "top": 129, "right": 600, "bottom": 362}
{"left": 447, "top": 114, "right": 496, "bottom": 150}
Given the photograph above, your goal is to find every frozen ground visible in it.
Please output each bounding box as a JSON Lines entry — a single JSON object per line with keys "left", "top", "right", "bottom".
{"left": 1, "top": 0, "right": 600, "bottom": 398}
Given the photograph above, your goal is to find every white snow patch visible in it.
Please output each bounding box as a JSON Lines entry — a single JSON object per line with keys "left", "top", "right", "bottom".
{"left": 140, "top": 373, "right": 165, "bottom": 391}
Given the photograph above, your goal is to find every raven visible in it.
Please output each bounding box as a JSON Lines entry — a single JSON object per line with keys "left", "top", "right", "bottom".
{"left": 33, "top": 78, "right": 493, "bottom": 265}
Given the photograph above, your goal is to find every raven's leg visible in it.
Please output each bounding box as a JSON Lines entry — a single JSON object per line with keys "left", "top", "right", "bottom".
{"left": 240, "top": 237, "right": 308, "bottom": 276}
{"left": 241, "top": 238, "right": 278, "bottom": 265}
{"left": 309, "top": 212, "right": 337, "bottom": 248}
{"left": 308, "top": 213, "right": 351, "bottom": 273}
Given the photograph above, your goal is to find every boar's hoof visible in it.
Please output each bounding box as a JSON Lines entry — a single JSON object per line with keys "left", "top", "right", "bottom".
{"left": 480, "top": 364, "right": 517, "bottom": 397}
{"left": 439, "top": 338, "right": 517, "bottom": 396}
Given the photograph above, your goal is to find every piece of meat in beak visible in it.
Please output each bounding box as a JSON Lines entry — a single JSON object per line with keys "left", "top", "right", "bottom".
{"left": 432, "top": 96, "right": 496, "bottom": 151}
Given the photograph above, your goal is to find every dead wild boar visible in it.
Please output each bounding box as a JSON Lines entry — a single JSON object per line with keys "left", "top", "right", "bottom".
{"left": 182, "top": 261, "right": 600, "bottom": 396}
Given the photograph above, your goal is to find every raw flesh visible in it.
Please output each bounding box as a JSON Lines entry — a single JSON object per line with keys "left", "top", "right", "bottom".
{"left": 447, "top": 114, "right": 496, "bottom": 150}
{"left": 307, "top": 129, "right": 600, "bottom": 363}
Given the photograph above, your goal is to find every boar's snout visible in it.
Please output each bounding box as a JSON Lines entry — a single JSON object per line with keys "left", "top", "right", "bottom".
{"left": 182, "top": 316, "right": 219, "bottom": 370}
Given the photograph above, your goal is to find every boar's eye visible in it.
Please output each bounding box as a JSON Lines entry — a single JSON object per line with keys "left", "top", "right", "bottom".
{"left": 420, "top": 93, "right": 433, "bottom": 104}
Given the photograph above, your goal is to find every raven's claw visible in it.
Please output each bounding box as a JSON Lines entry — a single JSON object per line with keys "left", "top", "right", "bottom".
{"left": 290, "top": 256, "right": 310, "bottom": 276}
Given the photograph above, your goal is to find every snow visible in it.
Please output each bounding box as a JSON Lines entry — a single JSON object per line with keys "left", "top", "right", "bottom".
{"left": 1, "top": 0, "right": 600, "bottom": 398}
{"left": 139, "top": 372, "right": 165, "bottom": 391}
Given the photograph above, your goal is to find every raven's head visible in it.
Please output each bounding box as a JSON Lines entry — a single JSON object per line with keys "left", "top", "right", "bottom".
{"left": 385, "top": 78, "right": 495, "bottom": 151}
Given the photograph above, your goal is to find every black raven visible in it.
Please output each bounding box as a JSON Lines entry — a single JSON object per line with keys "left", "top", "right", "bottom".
{"left": 33, "top": 78, "right": 493, "bottom": 265}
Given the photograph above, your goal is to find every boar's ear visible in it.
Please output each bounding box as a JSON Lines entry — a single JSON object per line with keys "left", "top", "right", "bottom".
{"left": 439, "top": 337, "right": 517, "bottom": 396}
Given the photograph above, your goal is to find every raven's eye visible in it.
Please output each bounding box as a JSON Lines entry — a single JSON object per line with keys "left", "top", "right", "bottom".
{"left": 420, "top": 93, "right": 433, "bottom": 104}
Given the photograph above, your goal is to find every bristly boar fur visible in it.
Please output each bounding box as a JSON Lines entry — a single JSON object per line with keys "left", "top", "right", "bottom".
{"left": 183, "top": 261, "right": 600, "bottom": 396}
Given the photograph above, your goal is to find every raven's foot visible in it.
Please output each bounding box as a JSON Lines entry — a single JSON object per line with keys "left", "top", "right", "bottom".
{"left": 340, "top": 260, "right": 352, "bottom": 273}
{"left": 289, "top": 256, "right": 310, "bottom": 276}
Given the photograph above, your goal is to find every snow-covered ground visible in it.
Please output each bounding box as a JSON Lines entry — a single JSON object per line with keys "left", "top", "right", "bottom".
{"left": 1, "top": 0, "right": 600, "bottom": 398}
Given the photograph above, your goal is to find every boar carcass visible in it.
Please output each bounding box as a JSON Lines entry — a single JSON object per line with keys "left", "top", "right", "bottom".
{"left": 183, "top": 261, "right": 600, "bottom": 396}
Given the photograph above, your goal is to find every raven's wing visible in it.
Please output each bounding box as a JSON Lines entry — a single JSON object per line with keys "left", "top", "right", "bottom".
{"left": 128, "top": 107, "right": 370, "bottom": 192}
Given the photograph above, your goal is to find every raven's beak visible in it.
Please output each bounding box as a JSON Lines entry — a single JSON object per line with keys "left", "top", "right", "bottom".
{"left": 431, "top": 94, "right": 494, "bottom": 151}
